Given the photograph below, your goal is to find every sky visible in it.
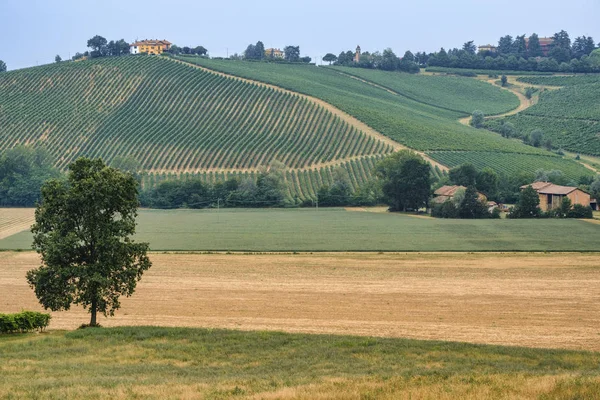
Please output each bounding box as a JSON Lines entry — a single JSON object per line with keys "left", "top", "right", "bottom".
{"left": 1, "top": 0, "right": 599, "bottom": 70}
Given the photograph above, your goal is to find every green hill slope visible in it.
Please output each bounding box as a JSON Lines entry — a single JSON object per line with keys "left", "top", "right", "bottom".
{"left": 488, "top": 75, "right": 600, "bottom": 157}
{"left": 180, "top": 57, "right": 592, "bottom": 179}
{"left": 328, "top": 66, "right": 520, "bottom": 115}
{"left": 0, "top": 56, "right": 391, "bottom": 173}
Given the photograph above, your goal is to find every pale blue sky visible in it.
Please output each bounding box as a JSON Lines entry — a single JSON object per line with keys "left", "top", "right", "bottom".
{"left": 1, "top": 0, "right": 598, "bottom": 70}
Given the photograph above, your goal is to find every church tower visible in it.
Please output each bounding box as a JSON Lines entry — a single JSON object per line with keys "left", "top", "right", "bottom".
{"left": 354, "top": 45, "right": 361, "bottom": 63}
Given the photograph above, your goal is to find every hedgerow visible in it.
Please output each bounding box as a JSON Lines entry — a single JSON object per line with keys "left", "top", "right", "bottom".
{"left": 0, "top": 311, "right": 51, "bottom": 334}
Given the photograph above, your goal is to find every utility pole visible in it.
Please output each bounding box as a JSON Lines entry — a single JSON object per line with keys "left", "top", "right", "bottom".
{"left": 316, "top": 193, "right": 318, "bottom": 211}
{"left": 217, "top": 198, "right": 220, "bottom": 212}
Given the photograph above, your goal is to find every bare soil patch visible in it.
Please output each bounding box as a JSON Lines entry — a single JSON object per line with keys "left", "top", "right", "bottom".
{"left": 2, "top": 252, "right": 599, "bottom": 351}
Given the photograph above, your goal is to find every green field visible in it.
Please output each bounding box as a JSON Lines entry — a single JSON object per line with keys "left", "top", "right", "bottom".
{"left": 1, "top": 326, "right": 598, "bottom": 399}
{"left": 329, "top": 66, "right": 520, "bottom": 115}
{"left": 2, "top": 208, "right": 599, "bottom": 251}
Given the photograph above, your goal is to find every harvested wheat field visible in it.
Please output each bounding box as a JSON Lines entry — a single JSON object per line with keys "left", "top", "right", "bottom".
{"left": 2, "top": 251, "right": 599, "bottom": 351}
{"left": 0, "top": 208, "right": 34, "bottom": 240}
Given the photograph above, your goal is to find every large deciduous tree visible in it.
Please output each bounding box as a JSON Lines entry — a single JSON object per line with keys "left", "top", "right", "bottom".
{"left": 26, "top": 158, "right": 151, "bottom": 327}
{"left": 323, "top": 53, "right": 337, "bottom": 64}
{"left": 87, "top": 35, "right": 108, "bottom": 58}
{"left": 284, "top": 46, "right": 300, "bottom": 62}
{"left": 0, "top": 60, "right": 6, "bottom": 72}
{"left": 376, "top": 151, "right": 431, "bottom": 212}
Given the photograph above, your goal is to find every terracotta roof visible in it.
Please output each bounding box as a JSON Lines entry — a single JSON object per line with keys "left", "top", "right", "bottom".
{"left": 434, "top": 185, "right": 465, "bottom": 197}
{"left": 520, "top": 182, "right": 552, "bottom": 191}
{"left": 522, "top": 182, "right": 584, "bottom": 195}
{"left": 130, "top": 39, "right": 171, "bottom": 47}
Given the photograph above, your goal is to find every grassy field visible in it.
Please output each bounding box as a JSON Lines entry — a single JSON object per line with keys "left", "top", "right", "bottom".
{"left": 3, "top": 251, "right": 600, "bottom": 350}
{"left": 329, "top": 66, "right": 520, "bottom": 115}
{"left": 1, "top": 208, "right": 599, "bottom": 251}
{"left": 1, "top": 326, "right": 599, "bottom": 399}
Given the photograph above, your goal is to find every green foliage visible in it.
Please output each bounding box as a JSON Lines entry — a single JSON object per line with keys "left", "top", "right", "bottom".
{"left": 0, "top": 311, "right": 51, "bottom": 334}
{"left": 500, "top": 75, "right": 508, "bottom": 87}
{"left": 376, "top": 151, "right": 431, "bottom": 211}
{"left": 517, "top": 75, "right": 600, "bottom": 86}
{"left": 26, "top": 158, "right": 151, "bottom": 326}
{"left": 471, "top": 110, "right": 485, "bottom": 128}
{"left": 509, "top": 186, "right": 541, "bottom": 218}
{"left": 0, "top": 146, "right": 61, "bottom": 206}
{"left": 0, "top": 60, "right": 6, "bottom": 72}
{"left": 568, "top": 204, "right": 594, "bottom": 218}
{"left": 426, "top": 66, "right": 553, "bottom": 76}
{"left": 458, "top": 186, "right": 489, "bottom": 219}
{"left": 449, "top": 163, "right": 477, "bottom": 186}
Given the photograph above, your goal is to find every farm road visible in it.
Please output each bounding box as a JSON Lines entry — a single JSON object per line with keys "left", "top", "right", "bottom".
{"left": 2, "top": 252, "right": 599, "bottom": 352}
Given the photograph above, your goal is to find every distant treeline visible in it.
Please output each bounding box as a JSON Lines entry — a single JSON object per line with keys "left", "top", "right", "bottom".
{"left": 327, "top": 30, "right": 600, "bottom": 73}
{"left": 2, "top": 148, "right": 599, "bottom": 218}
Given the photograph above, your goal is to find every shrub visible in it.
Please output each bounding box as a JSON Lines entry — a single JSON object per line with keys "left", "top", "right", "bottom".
{"left": 471, "top": 110, "right": 485, "bottom": 128}
{"left": 568, "top": 204, "right": 593, "bottom": 219}
{"left": 0, "top": 311, "right": 51, "bottom": 334}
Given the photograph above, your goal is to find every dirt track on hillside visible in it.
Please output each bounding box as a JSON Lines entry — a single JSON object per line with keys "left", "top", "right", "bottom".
{"left": 3, "top": 252, "right": 599, "bottom": 351}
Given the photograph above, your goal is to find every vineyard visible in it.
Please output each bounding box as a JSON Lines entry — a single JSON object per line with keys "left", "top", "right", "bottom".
{"left": 329, "top": 66, "right": 520, "bottom": 115}
{"left": 426, "top": 151, "right": 593, "bottom": 179}
{"left": 178, "top": 57, "right": 552, "bottom": 154}
{"left": 490, "top": 75, "right": 600, "bottom": 156}
{"left": 517, "top": 75, "right": 600, "bottom": 86}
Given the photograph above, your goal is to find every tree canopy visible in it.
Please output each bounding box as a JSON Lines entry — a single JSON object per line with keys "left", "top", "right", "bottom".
{"left": 26, "top": 158, "right": 151, "bottom": 326}
{"left": 376, "top": 151, "right": 431, "bottom": 211}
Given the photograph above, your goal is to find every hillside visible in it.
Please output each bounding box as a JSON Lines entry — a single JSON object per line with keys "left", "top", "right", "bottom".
{"left": 179, "top": 56, "right": 593, "bottom": 179}
{"left": 487, "top": 75, "right": 600, "bottom": 157}
{"left": 0, "top": 55, "right": 595, "bottom": 203}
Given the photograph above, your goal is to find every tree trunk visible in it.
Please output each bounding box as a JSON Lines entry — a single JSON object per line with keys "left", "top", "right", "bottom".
{"left": 90, "top": 298, "right": 97, "bottom": 326}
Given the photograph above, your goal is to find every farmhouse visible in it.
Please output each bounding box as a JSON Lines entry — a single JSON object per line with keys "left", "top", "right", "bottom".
{"left": 432, "top": 185, "right": 487, "bottom": 204}
{"left": 130, "top": 39, "right": 172, "bottom": 55}
{"left": 521, "top": 182, "right": 591, "bottom": 211}
{"left": 265, "top": 48, "right": 284, "bottom": 59}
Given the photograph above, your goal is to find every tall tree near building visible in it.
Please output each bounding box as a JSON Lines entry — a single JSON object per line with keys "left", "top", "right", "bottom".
{"left": 26, "top": 158, "right": 151, "bottom": 327}
{"left": 87, "top": 35, "right": 108, "bottom": 58}
{"left": 512, "top": 35, "right": 527, "bottom": 57}
{"left": 527, "top": 33, "right": 542, "bottom": 57}
{"left": 255, "top": 41, "right": 265, "bottom": 60}
{"left": 462, "top": 41, "right": 477, "bottom": 55}
{"left": 497, "top": 35, "right": 514, "bottom": 54}
{"left": 510, "top": 185, "right": 541, "bottom": 218}
{"left": 375, "top": 151, "right": 431, "bottom": 212}
{"left": 284, "top": 46, "right": 300, "bottom": 62}
{"left": 571, "top": 36, "right": 596, "bottom": 58}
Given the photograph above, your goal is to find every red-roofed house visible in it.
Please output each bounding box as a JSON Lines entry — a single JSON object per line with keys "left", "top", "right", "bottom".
{"left": 432, "top": 185, "right": 487, "bottom": 204}
{"left": 521, "top": 182, "right": 591, "bottom": 211}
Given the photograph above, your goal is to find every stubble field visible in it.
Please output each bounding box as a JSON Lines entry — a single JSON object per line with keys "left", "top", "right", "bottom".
{"left": 2, "top": 251, "right": 599, "bottom": 352}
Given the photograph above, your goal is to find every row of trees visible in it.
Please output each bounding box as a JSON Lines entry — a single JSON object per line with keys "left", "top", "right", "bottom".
{"left": 325, "top": 48, "right": 420, "bottom": 73}
{"left": 426, "top": 31, "right": 600, "bottom": 73}
{"left": 472, "top": 112, "right": 554, "bottom": 151}
{"left": 243, "top": 41, "right": 311, "bottom": 63}
{"left": 325, "top": 30, "right": 599, "bottom": 73}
